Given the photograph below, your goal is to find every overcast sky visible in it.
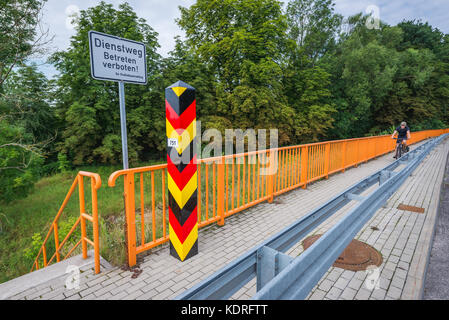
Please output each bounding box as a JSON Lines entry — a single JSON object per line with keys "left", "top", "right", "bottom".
{"left": 35, "top": 0, "right": 449, "bottom": 78}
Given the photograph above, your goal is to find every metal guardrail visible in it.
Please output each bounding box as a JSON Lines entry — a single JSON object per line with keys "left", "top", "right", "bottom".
{"left": 176, "top": 134, "right": 448, "bottom": 300}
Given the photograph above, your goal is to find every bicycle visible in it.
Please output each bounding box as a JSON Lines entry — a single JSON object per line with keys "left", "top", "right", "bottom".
{"left": 393, "top": 137, "right": 409, "bottom": 159}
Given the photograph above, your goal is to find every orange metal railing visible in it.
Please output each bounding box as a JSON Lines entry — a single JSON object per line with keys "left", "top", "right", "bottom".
{"left": 31, "top": 171, "right": 102, "bottom": 274}
{"left": 108, "top": 129, "right": 449, "bottom": 267}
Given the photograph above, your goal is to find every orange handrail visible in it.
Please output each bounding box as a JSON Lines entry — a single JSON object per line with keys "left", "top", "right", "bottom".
{"left": 109, "top": 128, "right": 449, "bottom": 267}
{"left": 31, "top": 171, "right": 101, "bottom": 274}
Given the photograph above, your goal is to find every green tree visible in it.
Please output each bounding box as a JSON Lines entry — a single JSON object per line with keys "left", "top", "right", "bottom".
{"left": 325, "top": 15, "right": 449, "bottom": 138}
{"left": 0, "top": 0, "right": 50, "bottom": 87}
{"left": 394, "top": 21, "right": 449, "bottom": 129}
{"left": 0, "top": 0, "right": 53, "bottom": 201}
{"left": 0, "top": 120, "right": 44, "bottom": 202}
{"left": 0, "top": 64, "right": 55, "bottom": 202}
{"left": 397, "top": 20, "right": 445, "bottom": 52}
{"left": 283, "top": 56, "right": 336, "bottom": 142}
{"left": 283, "top": 0, "right": 341, "bottom": 142}
{"left": 325, "top": 15, "right": 402, "bottom": 138}
{"left": 4, "top": 64, "right": 55, "bottom": 144}
{"left": 286, "top": 0, "right": 342, "bottom": 65}
{"left": 178, "top": 0, "right": 295, "bottom": 144}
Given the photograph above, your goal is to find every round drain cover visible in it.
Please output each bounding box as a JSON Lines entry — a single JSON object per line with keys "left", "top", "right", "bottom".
{"left": 302, "top": 235, "right": 383, "bottom": 271}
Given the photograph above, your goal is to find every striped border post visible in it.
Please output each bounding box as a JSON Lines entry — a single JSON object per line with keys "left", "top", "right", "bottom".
{"left": 166, "top": 81, "right": 198, "bottom": 261}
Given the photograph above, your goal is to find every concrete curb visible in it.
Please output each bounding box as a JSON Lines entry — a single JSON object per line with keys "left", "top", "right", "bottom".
{"left": 421, "top": 146, "right": 449, "bottom": 299}
{"left": 402, "top": 139, "right": 449, "bottom": 300}
{"left": 0, "top": 250, "right": 112, "bottom": 300}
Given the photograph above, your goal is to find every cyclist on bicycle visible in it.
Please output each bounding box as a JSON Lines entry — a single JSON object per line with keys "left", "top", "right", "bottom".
{"left": 392, "top": 121, "right": 411, "bottom": 159}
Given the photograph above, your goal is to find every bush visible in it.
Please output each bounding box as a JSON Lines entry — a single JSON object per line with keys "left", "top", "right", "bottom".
{"left": 57, "top": 152, "right": 71, "bottom": 173}
{"left": 22, "top": 233, "right": 42, "bottom": 263}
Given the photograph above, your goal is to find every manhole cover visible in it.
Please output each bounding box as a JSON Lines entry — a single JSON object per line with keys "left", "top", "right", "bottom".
{"left": 397, "top": 204, "right": 425, "bottom": 214}
{"left": 302, "top": 235, "right": 383, "bottom": 271}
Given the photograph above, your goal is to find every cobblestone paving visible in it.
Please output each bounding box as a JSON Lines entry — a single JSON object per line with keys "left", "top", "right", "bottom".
{"left": 4, "top": 139, "right": 447, "bottom": 300}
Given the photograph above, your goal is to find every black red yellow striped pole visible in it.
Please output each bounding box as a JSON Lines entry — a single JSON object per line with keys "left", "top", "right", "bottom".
{"left": 166, "top": 81, "right": 198, "bottom": 261}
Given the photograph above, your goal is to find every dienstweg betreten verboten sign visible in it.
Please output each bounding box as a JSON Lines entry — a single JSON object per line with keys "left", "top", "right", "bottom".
{"left": 88, "top": 30, "right": 147, "bottom": 84}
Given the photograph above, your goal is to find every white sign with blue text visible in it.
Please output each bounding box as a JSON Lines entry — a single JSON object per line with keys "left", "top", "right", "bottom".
{"left": 88, "top": 30, "right": 147, "bottom": 84}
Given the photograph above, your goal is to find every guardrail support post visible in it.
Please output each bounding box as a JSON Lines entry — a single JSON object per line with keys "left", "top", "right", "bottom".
{"left": 325, "top": 143, "right": 330, "bottom": 179}
{"left": 364, "top": 139, "right": 368, "bottom": 162}
{"left": 54, "top": 223, "right": 60, "bottom": 262}
{"left": 300, "top": 146, "right": 308, "bottom": 189}
{"left": 91, "top": 178, "right": 101, "bottom": 274}
{"left": 342, "top": 141, "right": 347, "bottom": 172}
{"left": 125, "top": 173, "right": 137, "bottom": 267}
{"left": 379, "top": 170, "right": 391, "bottom": 185}
{"left": 42, "top": 247, "right": 47, "bottom": 267}
{"left": 78, "top": 175, "right": 88, "bottom": 259}
{"left": 267, "top": 151, "right": 276, "bottom": 203}
{"left": 217, "top": 157, "right": 225, "bottom": 226}
{"left": 256, "top": 246, "right": 293, "bottom": 292}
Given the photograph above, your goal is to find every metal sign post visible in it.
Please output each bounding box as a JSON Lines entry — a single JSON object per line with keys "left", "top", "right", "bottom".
{"left": 118, "top": 81, "right": 129, "bottom": 169}
{"left": 88, "top": 30, "right": 147, "bottom": 169}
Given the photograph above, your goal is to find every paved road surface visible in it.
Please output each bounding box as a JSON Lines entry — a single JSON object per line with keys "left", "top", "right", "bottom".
{"left": 423, "top": 150, "right": 449, "bottom": 300}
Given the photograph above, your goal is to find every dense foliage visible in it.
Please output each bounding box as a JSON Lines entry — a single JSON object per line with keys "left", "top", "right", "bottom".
{"left": 0, "top": 0, "right": 52, "bottom": 202}
{"left": 1, "top": 0, "right": 448, "bottom": 202}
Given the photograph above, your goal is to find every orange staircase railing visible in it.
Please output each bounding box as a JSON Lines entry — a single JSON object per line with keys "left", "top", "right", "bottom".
{"left": 31, "top": 171, "right": 101, "bottom": 274}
